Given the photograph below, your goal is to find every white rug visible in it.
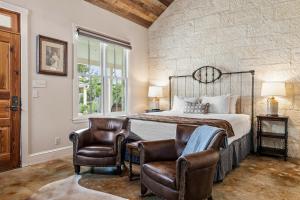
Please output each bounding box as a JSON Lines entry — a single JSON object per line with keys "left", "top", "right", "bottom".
{"left": 28, "top": 176, "right": 127, "bottom": 200}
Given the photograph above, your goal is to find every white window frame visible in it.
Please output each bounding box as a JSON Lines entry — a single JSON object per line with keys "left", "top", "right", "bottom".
{"left": 72, "top": 26, "right": 128, "bottom": 122}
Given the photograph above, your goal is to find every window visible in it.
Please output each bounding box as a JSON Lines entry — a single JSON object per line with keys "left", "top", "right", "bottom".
{"left": 73, "top": 30, "right": 129, "bottom": 120}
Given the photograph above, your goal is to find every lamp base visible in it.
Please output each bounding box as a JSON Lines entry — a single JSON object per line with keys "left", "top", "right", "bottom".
{"left": 266, "top": 96, "right": 278, "bottom": 116}
{"left": 151, "top": 98, "right": 160, "bottom": 110}
{"left": 151, "top": 109, "right": 161, "bottom": 111}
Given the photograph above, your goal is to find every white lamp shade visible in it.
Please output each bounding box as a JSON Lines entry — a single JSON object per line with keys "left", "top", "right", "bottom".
{"left": 148, "top": 86, "right": 163, "bottom": 98}
{"left": 261, "top": 82, "right": 286, "bottom": 97}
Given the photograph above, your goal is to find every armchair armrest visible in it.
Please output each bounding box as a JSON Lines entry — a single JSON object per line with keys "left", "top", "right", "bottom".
{"left": 177, "top": 149, "right": 219, "bottom": 171}
{"left": 69, "top": 128, "right": 91, "bottom": 151}
{"left": 139, "top": 139, "right": 178, "bottom": 164}
{"left": 176, "top": 149, "right": 219, "bottom": 188}
{"left": 116, "top": 129, "right": 129, "bottom": 139}
{"left": 113, "top": 129, "right": 128, "bottom": 153}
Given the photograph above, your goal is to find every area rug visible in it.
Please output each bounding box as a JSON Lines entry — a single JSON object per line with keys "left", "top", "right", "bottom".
{"left": 27, "top": 165, "right": 161, "bottom": 200}
{"left": 78, "top": 170, "right": 161, "bottom": 200}
{"left": 28, "top": 175, "right": 127, "bottom": 200}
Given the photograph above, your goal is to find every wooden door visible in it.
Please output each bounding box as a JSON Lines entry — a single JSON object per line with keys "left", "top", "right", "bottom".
{"left": 0, "top": 8, "right": 21, "bottom": 172}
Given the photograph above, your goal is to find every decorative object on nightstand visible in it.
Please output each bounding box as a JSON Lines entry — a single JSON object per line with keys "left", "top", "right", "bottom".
{"left": 148, "top": 86, "right": 163, "bottom": 111}
{"left": 257, "top": 115, "right": 288, "bottom": 161}
{"left": 261, "top": 82, "right": 286, "bottom": 116}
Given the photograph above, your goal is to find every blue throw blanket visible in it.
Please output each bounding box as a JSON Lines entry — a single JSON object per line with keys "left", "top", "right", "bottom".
{"left": 181, "top": 125, "right": 228, "bottom": 156}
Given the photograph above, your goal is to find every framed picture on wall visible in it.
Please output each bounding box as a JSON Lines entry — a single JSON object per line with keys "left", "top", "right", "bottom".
{"left": 37, "top": 35, "right": 68, "bottom": 76}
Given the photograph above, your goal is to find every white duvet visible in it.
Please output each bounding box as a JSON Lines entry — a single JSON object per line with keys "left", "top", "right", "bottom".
{"left": 130, "top": 111, "right": 251, "bottom": 144}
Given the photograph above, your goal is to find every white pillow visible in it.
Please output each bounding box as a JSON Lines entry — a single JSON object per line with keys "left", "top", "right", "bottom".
{"left": 172, "top": 96, "right": 198, "bottom": 113}
{"left": 202, "top": 95, "right": 230, "bottom": 114}
{"left": 230, "top": 95, "right": 239, "bottom": 114}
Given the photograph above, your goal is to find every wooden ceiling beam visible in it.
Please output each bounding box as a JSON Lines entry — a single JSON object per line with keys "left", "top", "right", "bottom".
{"left": 85, "top": 0, "right": 152, "bottom": 27}
{"left": 157, "top": 0, "right": 173, "bottom": 7}
{"left": 115, "top": 0, "right": 158, "bottom": 22}
{"left": 84, "top": 0, "right": 174, "bottom": 28}
{"left": 129, "top": 0, "right": 166, "bottom": 17}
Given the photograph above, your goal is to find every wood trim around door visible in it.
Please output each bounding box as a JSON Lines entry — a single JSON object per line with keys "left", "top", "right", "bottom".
{"left": 0, "top": 8, "right": 21, "bottom": 172}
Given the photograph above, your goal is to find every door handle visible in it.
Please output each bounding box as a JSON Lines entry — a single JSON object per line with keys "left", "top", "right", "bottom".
{"left": 5, "top": 96, "right": 20, "bottom": 111}
{"left": 6, "top": 105, "right": 19, "bottom": 111}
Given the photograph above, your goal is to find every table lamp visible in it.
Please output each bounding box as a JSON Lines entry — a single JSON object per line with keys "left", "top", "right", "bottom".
{"left": 148, "top": 86, "right": 163, "bottom": 110}
{"left": 261, "top": 82, "right": 286, "bottom": 116}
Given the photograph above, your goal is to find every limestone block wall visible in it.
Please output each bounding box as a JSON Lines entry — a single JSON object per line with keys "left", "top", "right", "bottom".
{"left": 148, "top": 0, "right": 300, "bottom": 158}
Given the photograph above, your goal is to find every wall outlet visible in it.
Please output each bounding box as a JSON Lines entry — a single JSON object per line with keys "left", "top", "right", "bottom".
{"left": 55, "top": 137, "right": 61, "bottom": 145}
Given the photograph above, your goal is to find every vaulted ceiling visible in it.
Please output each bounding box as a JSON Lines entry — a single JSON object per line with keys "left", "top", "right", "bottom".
{"left": 85, "top": 0, "right": 174, "bottom": 28}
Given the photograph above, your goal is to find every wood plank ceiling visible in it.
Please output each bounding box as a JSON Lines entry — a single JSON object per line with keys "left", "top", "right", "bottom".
{"left": 85, "top": 0, "right": 174, "bottom": 28}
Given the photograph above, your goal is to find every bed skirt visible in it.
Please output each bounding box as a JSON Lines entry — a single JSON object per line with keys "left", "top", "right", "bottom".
{"left": 214, "top": 132, "right": 251, "bottom": 182}
{"left": 124, "top": 132, "right": 251, "bottom": 182}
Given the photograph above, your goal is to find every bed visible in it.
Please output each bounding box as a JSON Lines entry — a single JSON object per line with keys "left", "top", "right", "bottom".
{"left": 130, "top": 111, "right": 251, "bottom": 142}
{"left": 127, "top": 66, "right": 255, "bottom": 182}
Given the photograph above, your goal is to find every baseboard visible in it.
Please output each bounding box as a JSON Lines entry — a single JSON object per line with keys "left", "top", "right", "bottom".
{"left": 24, "top": 146, "right": 73, "bottom": 166}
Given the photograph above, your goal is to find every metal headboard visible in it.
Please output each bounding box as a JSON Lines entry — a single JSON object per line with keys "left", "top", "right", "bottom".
{"left": 169, "top": 66, "right": 255, "bottom": 131}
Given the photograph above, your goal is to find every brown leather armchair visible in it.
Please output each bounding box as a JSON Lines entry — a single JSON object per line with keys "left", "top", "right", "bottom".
{"left": 139, "top": 124, "right": 226, "bottom": 200}
{"left": 69, "top": 117, "right": 128, "bottom": 174}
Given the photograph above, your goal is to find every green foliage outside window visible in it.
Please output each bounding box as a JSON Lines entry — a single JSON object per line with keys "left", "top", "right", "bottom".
{"left": 78, "top": 63, "right": 101, "bottom": 114}
{"left": 78, "top": 63, "right": 125, "bottom": 114}
{"left": 111, "top": 81, "right": 124, "bottom": 112}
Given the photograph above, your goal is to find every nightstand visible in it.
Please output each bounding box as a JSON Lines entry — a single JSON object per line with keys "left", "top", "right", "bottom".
{"left": 145, "top": 109, "right": 164, "bottom": 113}
{"left": 126, "top": 141, "right": 141, "bottom": 181}
{"left": 257, "top": 115, "right": 288, "bottom": 161}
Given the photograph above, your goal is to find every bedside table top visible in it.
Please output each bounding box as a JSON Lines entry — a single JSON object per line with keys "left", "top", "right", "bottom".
{"left": 145, "top": 109, "right": 164, "bottom": 113}
{"left": 257, "top": 115, "right": 288, "bottom": 120}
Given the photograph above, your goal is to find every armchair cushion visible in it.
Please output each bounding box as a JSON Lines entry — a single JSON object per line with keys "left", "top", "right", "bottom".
{"left": 143, "top": 161, "right": 177, "bottom": 189}
{"left": 77, "top": 144, "right": 115, "bottom": 158}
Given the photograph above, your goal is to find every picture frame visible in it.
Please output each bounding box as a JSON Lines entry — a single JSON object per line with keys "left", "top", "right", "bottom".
{"left": 37, "top": 35, "right": 68, "bottom": 76}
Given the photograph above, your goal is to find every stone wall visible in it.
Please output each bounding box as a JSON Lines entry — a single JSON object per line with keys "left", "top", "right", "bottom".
{"left": 148, "top": 0, "right": 300, "bottom": 158}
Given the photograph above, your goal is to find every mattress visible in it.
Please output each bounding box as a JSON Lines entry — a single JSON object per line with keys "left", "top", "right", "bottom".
{"left": 130, "top": 111, "right": 251, "bottom": 144}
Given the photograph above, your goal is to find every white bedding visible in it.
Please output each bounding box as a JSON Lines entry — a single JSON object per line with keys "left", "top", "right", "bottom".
{"left": 130, "top": 111, "right": 251, "bottom": 144}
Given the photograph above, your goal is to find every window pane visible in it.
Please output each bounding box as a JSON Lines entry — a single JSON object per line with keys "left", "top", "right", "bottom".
{"left": 106, "top": 44, "right": 114, "bottom": 77}
{"left": 77, "top": 36, "right": 102, "bottom": 115}
{"left": 77, "top": 36, "right": 101, "bottom": 72}
{"left": 89, "top": 38, "right": 101, "bottom": 67}
{"left": 114, "top": 46, "right": 125, "bottom": 78}
{"left": 109, "top": 78, "right": 125, "bottom": 113}
{"left": 77, "top": 36, "right": 89, "bottom": 64}
{"left": 0, "top": 14, "right": 12, "bottom": 28}
{"left": 105, "top": 44, "right": 125, "bottom": 78}
{"left": 78, "top": 64, "right": 102, "bottom": 115}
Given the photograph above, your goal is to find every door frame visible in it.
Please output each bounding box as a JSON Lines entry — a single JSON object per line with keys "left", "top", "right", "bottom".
{"left": 0, "top": 2, "right": 29, "bottom": 167}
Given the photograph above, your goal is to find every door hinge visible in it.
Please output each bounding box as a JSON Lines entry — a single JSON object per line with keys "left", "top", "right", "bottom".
{"left": 10, "top": 46, "right": 14, "bottom": 52}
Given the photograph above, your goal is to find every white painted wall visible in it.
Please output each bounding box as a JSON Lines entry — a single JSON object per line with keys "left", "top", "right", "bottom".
{"left": 149, "top": 0, "right": 300, "bottom": 158}
{"left": 2, "top": 0, "right": 148, "bottom": 164}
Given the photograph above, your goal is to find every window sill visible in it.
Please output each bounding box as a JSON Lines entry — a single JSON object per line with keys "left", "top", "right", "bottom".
{"left": 72, "top": 117, "right": 89, "bottom": 124}
{"left": 72, "top": 112, "right": 128, "bottom": 124}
